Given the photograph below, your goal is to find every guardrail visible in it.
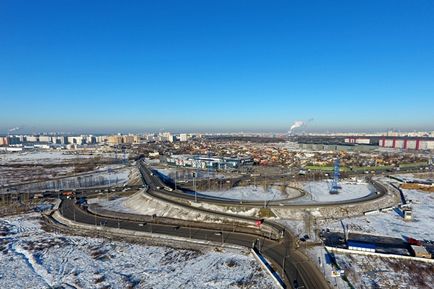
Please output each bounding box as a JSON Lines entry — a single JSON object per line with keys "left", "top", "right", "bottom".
{"left": 86, "top": 201, "right": 270, "bottom": 238}
{"left": 251, "top": 247, "right": 286, "bottom": 289}
{"left": 139, "top": 163, "right": 284, "bottom": 240}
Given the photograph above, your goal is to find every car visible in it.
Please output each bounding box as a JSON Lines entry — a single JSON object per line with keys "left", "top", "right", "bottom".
{"left": 138, "top": 223, "right": 146, "bottom": 227}
{"left": 173, "top": 226, "right": 180, "bottom": 230}
{"left": 214, "top": 232, "right": 222, "bottom": 236}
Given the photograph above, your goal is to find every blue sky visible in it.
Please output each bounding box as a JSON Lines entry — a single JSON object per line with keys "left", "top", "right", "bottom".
{"left": 1, "top": 0, "right": 434, "bottom": 133}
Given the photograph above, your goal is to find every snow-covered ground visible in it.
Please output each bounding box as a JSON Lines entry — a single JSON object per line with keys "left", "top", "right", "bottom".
{"left": 90, "top": 192, "right": 259, "bottom": 221}
{"left": 2, "top": 167, "right": 132, "bottom": 193}
{"left": 0, "top": 151, "right": 130, "bottom": 187}
{"left": 0, "top": 151, "right": 93, "bottom": 164}
{"left": 322, "top": 189, "right": 434, "bottom": 241}
{"left": 301, "top": 180, "right": 374, "bottom": 202}
{"left": 88, "top": 196, "right": 134, "bottom": 214}
{"left": 394, "top": 173, "right": 433, "bottom": 183}
{"left": 0, "top": 213, "right": 277, "bottom": 289}
{"left": 200, "top": 184, "right": 300, "bottom": 201}
{"left": 308, "top": 246, "right": 434, "bottom": 289}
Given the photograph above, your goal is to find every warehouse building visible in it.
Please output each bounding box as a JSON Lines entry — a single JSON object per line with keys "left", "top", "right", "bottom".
{"left": 166, "top": 155, "right": 254, "bottom": 170}
{"left": 379, "top": 137, "right": 434, "bottom": 150}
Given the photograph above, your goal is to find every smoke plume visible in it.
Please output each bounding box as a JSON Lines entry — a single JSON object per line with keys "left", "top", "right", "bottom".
{"left": 289, "top": 121, "right": 304, "bottom": 132}
{"left": 8, "top": 127, "right": 20, "bottom": 132}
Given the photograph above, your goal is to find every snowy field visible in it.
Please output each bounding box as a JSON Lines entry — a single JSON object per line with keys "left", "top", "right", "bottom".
{"left": 88, "top": 196, "right": 134, "bottom": 214}
{"left": 200, "top": 184, "right": 300, "bottom": 201}
{"left": 0, "top": 152, "right": 128, "bottom": 186}
{"left": 0, "top": 166, "right": 74, "bottom": 186}
{"left": 308, "top": 247, "right": 434, "bottom": 289}
{"left": 394, "top": 173, "right": 433, "bottom": 183}
{"left": 0, "top": 151, "right": 93, "bottom": 164}
{"left": 0, "top": 213, "right": 276, "bottom": 289}
{"left": 2, "top": 167, "right": 132, "bottom": 192}
{"left": 334, "top": 253, "right": 434, "bottom": 289}
{"left": 301, "top": 180, "right": 373, "bottom": 202}
{"left": 322, "top": 189, "right": 434, "bottom": 241}
{"left": 90, "top": 192, "right": 260, "bottom": 220}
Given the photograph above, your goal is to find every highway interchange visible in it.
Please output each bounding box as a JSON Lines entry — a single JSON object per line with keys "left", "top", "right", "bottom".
{"left": 51, "top": 159, "right": 394, "bottom": 289}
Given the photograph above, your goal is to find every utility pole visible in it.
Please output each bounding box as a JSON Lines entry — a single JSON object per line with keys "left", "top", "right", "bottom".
{"left": 174, "top": 170, "right": 177, "bottom": 190}
{"left": 107, "top": 169, "right": 111, "bottom": 202}
{"left": 73, "top": 199, "right": 76, "bottom": 222}
{"left": 221, "top": 229, "right": 224, "bottom": 245}
{"left": 193, "top": 172, "right": 197, "bottom": 202}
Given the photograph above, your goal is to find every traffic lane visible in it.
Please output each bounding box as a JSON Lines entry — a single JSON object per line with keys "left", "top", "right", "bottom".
{"left": 139, "top": 164, "right": 318, "bottom": 289}
{"left": 61, "top": 200, "right": 268, "bottom": 249}
{"left": 61, "top": 200, "right": 303, "bottom": 288}
{"left": 140, "top": 163, "right": 329, "bottom": 289}
{"left": 140, "top": 164, "right": 384, "bottom": 208}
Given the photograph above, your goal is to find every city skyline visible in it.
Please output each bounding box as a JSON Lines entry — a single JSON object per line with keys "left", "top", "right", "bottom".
{"left": 1, "top": 1, "right": 434, "bottom": 132}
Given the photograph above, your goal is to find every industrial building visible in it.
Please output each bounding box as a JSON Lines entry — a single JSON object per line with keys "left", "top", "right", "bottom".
{"left": 298, "top": 135, "right": 434, "bottom": 151}
{"left": 166, "top": 154, "right": 254, "bottom": 170}
{"left": 344, "top": 137, "right": 373, "bottom": 145}
{"left": 379, "top": 137, "right": 434, "bottom": 150}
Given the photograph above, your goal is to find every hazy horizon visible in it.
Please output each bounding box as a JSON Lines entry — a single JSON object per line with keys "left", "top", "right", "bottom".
{"left": 1, "top": 124, "right": 434, "bottom": 136}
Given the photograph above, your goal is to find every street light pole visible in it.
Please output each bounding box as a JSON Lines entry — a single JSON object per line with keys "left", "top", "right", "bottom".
{"left": 107, "top": 171, "right": 111, "bottom": 201}
{"left": 73, "top": 200, "right": 76, "bottom": 222}
{"left": 193, "top": 172, "right": 197, "bottom": 202}
{"left": 221, "top": 229, "right": 224, "bottom": 245}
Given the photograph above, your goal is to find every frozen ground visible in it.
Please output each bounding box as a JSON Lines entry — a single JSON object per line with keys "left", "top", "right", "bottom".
{"left": 2, "top": 167, "right": 132, "bottom": 193}
{"left": 322, "top": 189, "right": 434, "bottom": 241}
{"left": 0, "top": 213, "right": 277, "bottom": 289}
{"left": 0, "top": 151, "right": 128, "bottom": 187}
{"left": 300, "top": 180, "right": 373, "bottom": 202}
{"left": 0, "top": 166, "right": 74, "bottom": 186}
{"left": 308, "top": 246, "right": 434, "bottom": 289}
{"left": 91, "top": 192, "right": 259, "bottom": 221}
{"left": 0, "top": 151, "right": 93, "bottom": 164}
{"left": 199, "top": 184, "right": 300, "bottom": 201}
{"left": 394, "top": 174, "right": 433, "bottom": 183}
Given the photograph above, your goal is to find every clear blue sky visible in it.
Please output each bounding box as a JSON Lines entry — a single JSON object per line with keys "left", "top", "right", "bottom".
{"left": 1, "top": 0, "right": 433, "bottom": 133}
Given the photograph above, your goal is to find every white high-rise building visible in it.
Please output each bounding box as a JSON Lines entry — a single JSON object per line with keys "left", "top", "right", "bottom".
{"left": 180, "top": 133, "right": 189, "bottom": 142}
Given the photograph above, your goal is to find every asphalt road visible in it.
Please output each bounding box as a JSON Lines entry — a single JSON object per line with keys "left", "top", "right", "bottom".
{"left": 137, "top": 162, "right": 331, "bottom": 289}
{"left": 60, "top": 198, "right": 332, "bottom": 289}
{"left": 146, "top": 165, "right": 387, "bottom": 208}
